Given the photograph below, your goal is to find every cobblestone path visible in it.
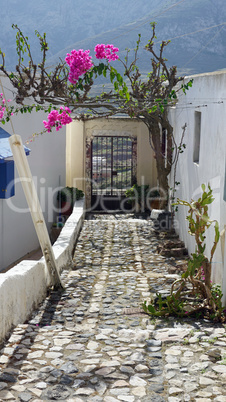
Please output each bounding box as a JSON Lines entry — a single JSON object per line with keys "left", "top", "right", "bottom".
{"left": 0, "top": 214, "right": 226, "bottom": 401}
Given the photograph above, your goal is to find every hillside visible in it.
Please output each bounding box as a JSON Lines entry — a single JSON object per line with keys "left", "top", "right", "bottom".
{"left": 0, "top": 0, "right": 170, "bottom": 68}
{"left": 0, "top": 0, "right": 226, "bottom": 76}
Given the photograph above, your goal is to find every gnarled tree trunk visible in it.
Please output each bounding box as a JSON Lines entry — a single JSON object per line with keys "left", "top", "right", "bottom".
{"left": 148, "top": 114, "right": 173, "bottom": 210}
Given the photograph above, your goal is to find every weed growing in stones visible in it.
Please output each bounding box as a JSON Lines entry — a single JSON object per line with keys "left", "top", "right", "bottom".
{"left": 143, "top": 184, "right": 226, "bottom": 323}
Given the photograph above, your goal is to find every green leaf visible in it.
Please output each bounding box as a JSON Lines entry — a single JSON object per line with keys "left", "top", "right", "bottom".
{"left": 215, "top": 222, "right": 220, "bottom": 243}
{"left": 159, "top": 104, "right": 164, "bottom": 113}
{"left": 157, "top": 293, "right": 163, "bottom": 309}
{"left": 142, "top": 301, "right": 147, "bottom": 313}
{"left": 125, "top": 91, "right": 130, "bottom": 101}
{"left": 182, "top": 270, "right": 189, "bottom": 279}
{"left": 150, "top": 105, "right": 157, "bottom": 113}
{"left": 110, "top": 70, "right": 116, "bottom": 82}
{"left": 117, "top": 73, "right": 123, "bottom": 86}
{"left": 147, "top": 304, "right": 156, "bottom": 314}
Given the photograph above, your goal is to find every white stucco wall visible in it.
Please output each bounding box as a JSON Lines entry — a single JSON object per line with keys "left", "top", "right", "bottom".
{"left": 169, "top": 70, "right": 226, "bottom": 304}
{"left": 0, "top": 75, "right": 66, "bottom": 271}
{"left": 0, "top": 199, "right": 85, "bottom": 343}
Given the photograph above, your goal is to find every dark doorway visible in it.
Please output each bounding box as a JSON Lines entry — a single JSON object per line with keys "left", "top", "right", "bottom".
{"left": 91, "top": 136, "right": 134, "bottom": 211}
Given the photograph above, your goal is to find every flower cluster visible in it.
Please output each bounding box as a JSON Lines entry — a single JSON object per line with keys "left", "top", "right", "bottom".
{"left": 43, "top": 107, "right": 72, "bottom": 132}
{"left": 45, "top": 44, "right": 119, "bottom": 132}
{"left": 0, "top": 93, "right": 12, "bottom": 121}
{"left": 65, "top": 44, "right": 119, "bottom": 85}
{"left": 95, "top": 44, "right": 119, "bottom": 62}
{"left": 65, "top": 49, "right": 93, "bottom": 85}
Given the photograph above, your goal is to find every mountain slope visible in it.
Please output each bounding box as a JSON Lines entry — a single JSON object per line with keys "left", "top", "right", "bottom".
{"left": 0, "top": 0, "right": 172, "bottom": 67}
{"left": 0, "top": 0, "right": 226, "bottom": 75}
{"left": 45, "top": 0, "right": 226, "bottom": 75}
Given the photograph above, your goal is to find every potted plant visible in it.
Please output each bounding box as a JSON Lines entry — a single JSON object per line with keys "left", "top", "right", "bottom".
{"left": 57, "top": 187, "right": 84, "bottom": 215}
{"left": 125, "top": 184, "right": 150, "bottom": 212}
{"left": 148, "top": 189, "right": 161, "bottom": 210}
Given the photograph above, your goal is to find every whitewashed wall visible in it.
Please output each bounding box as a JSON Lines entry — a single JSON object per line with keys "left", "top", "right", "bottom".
{"left": 169, "top": 71, "right": 226, "bottom": 304}
{"left": 0, "top": 75, "right": 66, "bottom": 271}
{"left": 0, "top": 199, "right": 85, "bottom": 343}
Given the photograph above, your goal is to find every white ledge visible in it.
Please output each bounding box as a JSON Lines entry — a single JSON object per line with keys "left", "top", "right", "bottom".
{"left": 0, "top": 198, "right": 85, "bottom": 343}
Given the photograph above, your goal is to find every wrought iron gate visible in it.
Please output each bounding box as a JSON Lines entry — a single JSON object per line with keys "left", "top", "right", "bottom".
{"left": 91, "top": 136, "right": 134, "bottom": 210}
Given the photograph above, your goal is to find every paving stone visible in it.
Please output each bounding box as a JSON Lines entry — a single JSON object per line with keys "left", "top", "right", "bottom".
{"left": 0, "top": 382, "right": 7, "bottom": 390}
{"left": 132, "top": 386, "right": 146, "bottom": 397}
{"left": 110, "top": 387, "right": 130, "bottom": 395}
{"left": 212, "top": 365, "right": 226, "bottom": 373}
{"left": 0, "top": 390, "right": 17, "bottom": 400}
{"left": 28, "top": 351, "right": 44, "bottom": 359}
{"left": 129, "top": 375, "right": 147, "bottom": 386}
{"left": 74, "top": 387, "right": 96, "bottom": 395}
{"left": 0, "top": 356, "right": 9, "bottom": 364}
{"left": 0, "top": 215, "right": 226, "bottom": 401}
{"left": 43, "top": 384, "right": 71, "bottom": 399}
{"left": 199, "top": 376, "right": 215, "bottom": 385}
{"left": 60, "top": 362, "right": 79, "bottom": 374}
{"left": 18, "top": 392, "right": 33, "bottom": 401}
{"left": 112, "top": 380, "right": 129, "bottom": 388}
{"left": 0, "top": 373, "right": 16, "bottom": 383}
{"left": 95, "top": 367, "right": 116, "bottom": 376}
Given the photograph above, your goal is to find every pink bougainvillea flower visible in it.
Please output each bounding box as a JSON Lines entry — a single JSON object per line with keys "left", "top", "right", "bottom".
{"left": 43, "top": 106, "right": 72, "bottom": 133}
{"left": 0, "top": 106, "right": 6, "bottom": 120}
{"left": 94, "top": 44, "right": 106, "bottom": 59}
{"left": 200, "top": 266, "right": 205, "bottom": 281}
{"left": 0, "top": 93, "right": 12, "bottom": 121}
{"left": 95, "top": 44, "right": 119, "bottom": 62}
{"left": 65, "top": 49, "right": 93, "bottom": 85}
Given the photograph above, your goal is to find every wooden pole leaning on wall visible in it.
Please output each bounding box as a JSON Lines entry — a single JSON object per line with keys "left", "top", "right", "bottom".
{"left": 9, "top": 134, "right": 64, "bottom": 290}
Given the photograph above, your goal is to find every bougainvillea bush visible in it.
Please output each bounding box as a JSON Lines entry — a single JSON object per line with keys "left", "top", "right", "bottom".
{"left": 0, "top": 23, "right": 193, "bottom": 207}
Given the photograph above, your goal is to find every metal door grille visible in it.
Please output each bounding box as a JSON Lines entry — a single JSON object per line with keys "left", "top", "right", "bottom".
{"left": 91, "top": 136, "right": 133, "bottom": 198}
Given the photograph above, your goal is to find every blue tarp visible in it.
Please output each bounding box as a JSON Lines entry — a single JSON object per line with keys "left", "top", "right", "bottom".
{"left": 0, "top": 127, "right": 30, "bottom": 163}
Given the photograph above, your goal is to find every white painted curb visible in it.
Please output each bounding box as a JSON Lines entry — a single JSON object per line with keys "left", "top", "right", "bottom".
{"left": 0, "top": 199, "right": 85, "bottom": 344}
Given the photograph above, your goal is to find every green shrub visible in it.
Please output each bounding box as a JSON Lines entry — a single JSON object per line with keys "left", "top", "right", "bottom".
{"left": 57, "top": 187, "right": 84, "bottom": 204}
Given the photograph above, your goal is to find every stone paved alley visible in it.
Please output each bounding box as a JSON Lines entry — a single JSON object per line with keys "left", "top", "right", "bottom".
{"left": 0, "top": 214, "right": 226, "bottom": 401}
